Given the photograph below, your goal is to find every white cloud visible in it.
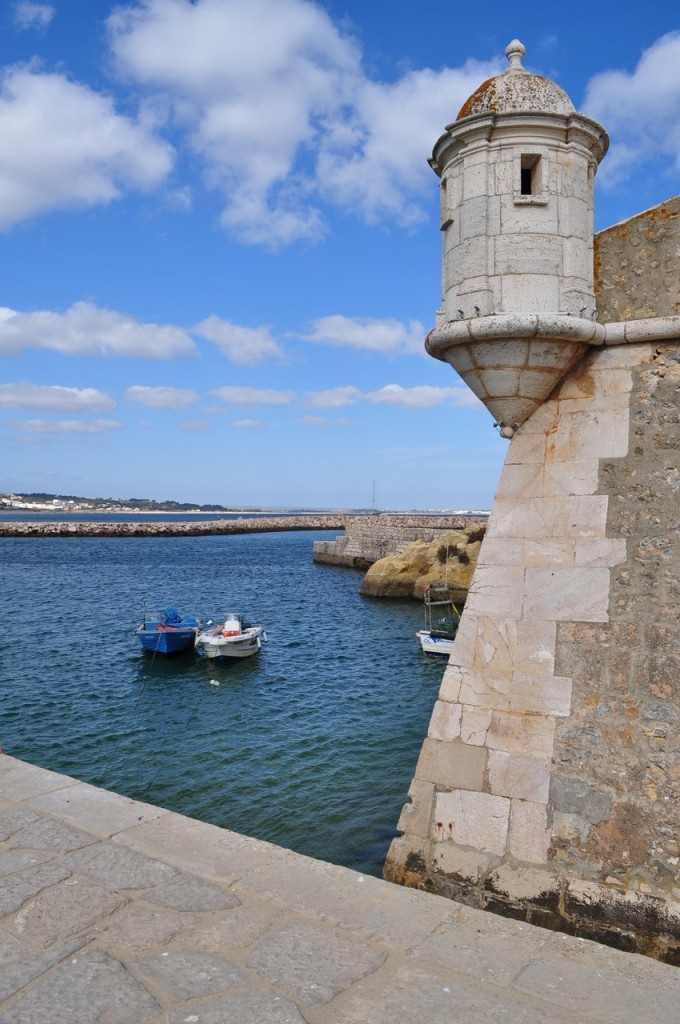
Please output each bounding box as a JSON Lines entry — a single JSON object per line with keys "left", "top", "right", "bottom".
{"left": 301, "top": 315, "right": 426, "bottom": 355}
{"left": 194, "top": 315, "right": 283, "bottom": 364}
{"left": 0, "top": 67, "right": 173, "bottom": 228}
{"left": 584, "top": 31, "right": 680, "bottom": 186}
{"left": 303, "top": 386, "right": 362, "bottom": 409}
{"left": 231, "top": 418, "right": 264, "bottom": 428}
{"left": 13, "top": 418, "right": 121, "bottom": 434}
{"left": 0, "top": 302, "right": 196, "bottom": 359}
{"left": 164, "top": 186, "right": 193, "bottom": 210}
{"left": 211, "top": 386, "right": 295, "bottom": 406}
{"left": 366, "top": 384, "right": 483, "bottom": 410}
{"left": 0, "top": 383, "right": 116, "bottom": 414}
{"left": 107, "top": 0, "right": 500, "bottom": 246}
{"left": 179, "top": 419, "right": 209, "bottom": 432}
{"left": 108, "top": 0, "right": 359, "bottom": 247}
{"left": 316, "top": 61, "right": 501, "bottom": 226}
{"left": 13, "top": 2, "right": 54, "bottom": 30}
{"left": 299, "top": 415, "right": 352, "bottom": 426}
{"left": 125, "top": 385, "right": 198, "bottom": 409}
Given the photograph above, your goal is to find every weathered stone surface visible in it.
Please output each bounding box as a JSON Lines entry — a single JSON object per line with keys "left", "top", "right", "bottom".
{"left": 62, "top": 841, "right": 177, "bottom": 889}
{"left": 434, "top": 790, "right": 510, "bottom": 856}
{"left": 0, "top": 862, "right": 70, "bottom": 918}
{"left": 26, "top": 780, "right": 166, "bottom": 834}
{"left": 508, "top": 799, "right": 551, "bottom": 863}
{"left": 415, "top": 738, "right": 487, "bottom": 790}
{"left": 428, "top": 700, "right": 462, "bottom": 741}
{"left": 431, "top": 843, "right": 494, "bottom": 884}
{"left": 359, "top": 525, "right": 485, "bottom": 600}
{"left": 516, "top": 951, "right": 680, "bottom": 1022}
{"left": 134, "top": 949, "right": 246, "bottom": 1001}
{"left": 245, "top": 921, "right": 387, "bottom": 1006}
{"left": 0, "top": 850, "right": 53, "bottom": 877}
{"left": 0, "top": 949, "right": 160, "bottom": 1024}
{"left": 99, "top": 903, "right": 185, "bottom": 951}
{"left": 190, "top": 900, "right": 286, "bottom": 953}
{"left": 487, "top": 751, "right": 551, "bottom": 803}
{"left": 0, "top": 939, "right": 87, "bottom": 1004}
{"left": 166, "top": 991, "right": 308, "bottom": 1024}
{"left": 9, "top": 875, "right": 127, "bottom": 948}
{"left": 395, "top": 778, "right": 436, "bottom": 839}
{"left": 550, "top": 344, "right": 680, "bottom": 897}
{"left": 595, "top": 195, "right": 680, "bottom": 322}
{"left": 8, "top": 817, "right": 98, "bottom": 853}
{"left": 4, "top": 753, "right": 680, "bottom": 1020}
{"left": 0, "top": 810, "right": 38, "bottom": 842}
{"left": 549, "top": 777, "right": 613, "bottom": 824}
{"left": 144, "top": 873, "right": 241, "bottom": 912}
{"left": 332, "top": 960, "right": 573, "bottom": 1024}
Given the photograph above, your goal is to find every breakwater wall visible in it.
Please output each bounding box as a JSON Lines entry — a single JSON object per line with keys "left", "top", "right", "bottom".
{"left": 0, "top": 514, "right": 345, "bottom": 538}
{"left": 313, "top": 515, "right": 488, "bottom": 570}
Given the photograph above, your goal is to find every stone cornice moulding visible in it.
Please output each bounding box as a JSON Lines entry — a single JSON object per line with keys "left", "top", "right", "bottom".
{"left": 430, "top": 112, "right": 609, "bottom": 176}
{"left": 601, "top": 316, "right": 680, "bottom": 345}
{"left": 426, "top": 314, "right": 604, "bottom": 354}
{"left": 426, "top": 314, "right": 680, "bottom": 355}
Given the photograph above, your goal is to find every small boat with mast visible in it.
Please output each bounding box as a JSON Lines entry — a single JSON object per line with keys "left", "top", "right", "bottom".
{"left": 416, "top": 585, "right": 461, "bottom": 656}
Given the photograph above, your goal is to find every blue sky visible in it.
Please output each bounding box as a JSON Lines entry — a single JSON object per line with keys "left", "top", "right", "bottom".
{"left": 0, "top": 0, "right": 679, "bottom": 510}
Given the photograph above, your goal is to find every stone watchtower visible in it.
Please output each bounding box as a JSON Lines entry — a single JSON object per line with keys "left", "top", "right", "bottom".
{"left": 427, "top": 39, "right": 608, "bottom": 436}
{"left": 385, "top": 41, "right": 680, "bottom": 960}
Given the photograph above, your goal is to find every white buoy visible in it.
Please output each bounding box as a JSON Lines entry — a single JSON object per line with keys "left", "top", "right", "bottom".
{"left": 209, "top": 678, "right": 220, "bottom": 687}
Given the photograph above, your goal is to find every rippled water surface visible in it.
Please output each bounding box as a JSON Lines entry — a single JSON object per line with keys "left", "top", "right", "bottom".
{"left": 0, "top": 531, "right": 445, "bottom": 875}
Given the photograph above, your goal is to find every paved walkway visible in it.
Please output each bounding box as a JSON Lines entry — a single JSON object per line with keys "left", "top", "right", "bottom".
{"left": 1, "top": 754, "right": 679, "bottom": 1023}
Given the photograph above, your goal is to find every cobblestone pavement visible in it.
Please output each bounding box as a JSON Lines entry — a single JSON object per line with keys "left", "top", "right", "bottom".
{"left": 1, "top": 753, "right": 679, "bottom": 1024}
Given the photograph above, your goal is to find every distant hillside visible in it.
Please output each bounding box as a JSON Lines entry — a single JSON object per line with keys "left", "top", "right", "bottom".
{"left": 3, "top": 492, "right": 232, "bottom": 512}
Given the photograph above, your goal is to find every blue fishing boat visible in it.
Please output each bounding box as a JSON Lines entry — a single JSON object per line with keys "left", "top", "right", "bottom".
{"left": 135, "top": 607, "right": 200, "bottom": 655}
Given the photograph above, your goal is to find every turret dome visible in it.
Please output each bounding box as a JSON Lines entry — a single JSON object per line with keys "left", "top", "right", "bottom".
{"left": 456, "top": 40, "right": 575, "bottom": 120}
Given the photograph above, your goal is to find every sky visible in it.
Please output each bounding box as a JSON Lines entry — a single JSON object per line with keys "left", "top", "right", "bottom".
{"left": 0, "top": 0, "right": 679, "bottom": 511}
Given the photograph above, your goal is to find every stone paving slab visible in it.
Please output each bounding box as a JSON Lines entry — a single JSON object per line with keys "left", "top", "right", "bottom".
{"left": 1, "top": 753, "right": 680, "bottom": 1024}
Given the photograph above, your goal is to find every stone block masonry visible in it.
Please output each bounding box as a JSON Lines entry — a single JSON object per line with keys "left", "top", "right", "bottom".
{"left": 312, "top": 515, "right": 487, "bottom": 570}
{"left": 595, "top": 195, "right": 680, "bottom": 322}
{"left": 385, "top": 341, "right": 680, "bottom": 962}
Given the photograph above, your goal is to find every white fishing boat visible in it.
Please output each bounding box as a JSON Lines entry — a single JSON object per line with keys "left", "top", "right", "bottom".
{"left": 195, "top": 613, "right": 266, "bottom": 660}
{"left": 416, "top": 587, "right": 461, "bottom": 656}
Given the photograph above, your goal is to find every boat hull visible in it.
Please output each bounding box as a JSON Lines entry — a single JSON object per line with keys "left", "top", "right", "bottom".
{"left": 417, "top": 630, "right": 455, "bottom": 656}
{"left": 197, "top": 625, "right": 264, "bottom": 660}
{"left": 136, "top": 625, "right": 197, "bottom": 655}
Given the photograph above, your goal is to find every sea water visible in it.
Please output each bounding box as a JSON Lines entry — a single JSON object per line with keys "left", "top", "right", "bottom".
{"left": 0, "top": 530, "right": 445, "bottom": 876}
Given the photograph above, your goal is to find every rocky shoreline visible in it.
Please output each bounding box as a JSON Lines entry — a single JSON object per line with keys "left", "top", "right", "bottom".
{"left": 0, "top": 515, "right": 346, "bottom": 538}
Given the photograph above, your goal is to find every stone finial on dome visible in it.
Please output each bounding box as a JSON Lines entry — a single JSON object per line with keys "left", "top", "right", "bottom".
{"left": 505, "top": 39, "right": 526, "bottom": 72}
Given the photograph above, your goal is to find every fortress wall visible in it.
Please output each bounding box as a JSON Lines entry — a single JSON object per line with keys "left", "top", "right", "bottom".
{"left": 385, "top": 341, "right": 680, "bottom": 960}
{"left": 594, "top": 195, "right": 680, "bottom": 322}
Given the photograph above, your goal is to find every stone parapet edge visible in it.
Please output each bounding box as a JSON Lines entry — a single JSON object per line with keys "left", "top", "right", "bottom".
{"left": 426, "top": 314, "right": 680, "bottom": 355}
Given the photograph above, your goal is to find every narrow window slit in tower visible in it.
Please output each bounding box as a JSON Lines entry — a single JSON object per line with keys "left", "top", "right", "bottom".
{"left": 520, "top": 154, "right": 541, "bottom": 196}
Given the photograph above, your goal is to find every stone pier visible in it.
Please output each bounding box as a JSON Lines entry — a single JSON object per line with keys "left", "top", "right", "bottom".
{"left": 2, "top": 753, "right": 679, "bottom": 1022}
{"left": 313, "top": 514, "right": 487, "bottom": 570}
